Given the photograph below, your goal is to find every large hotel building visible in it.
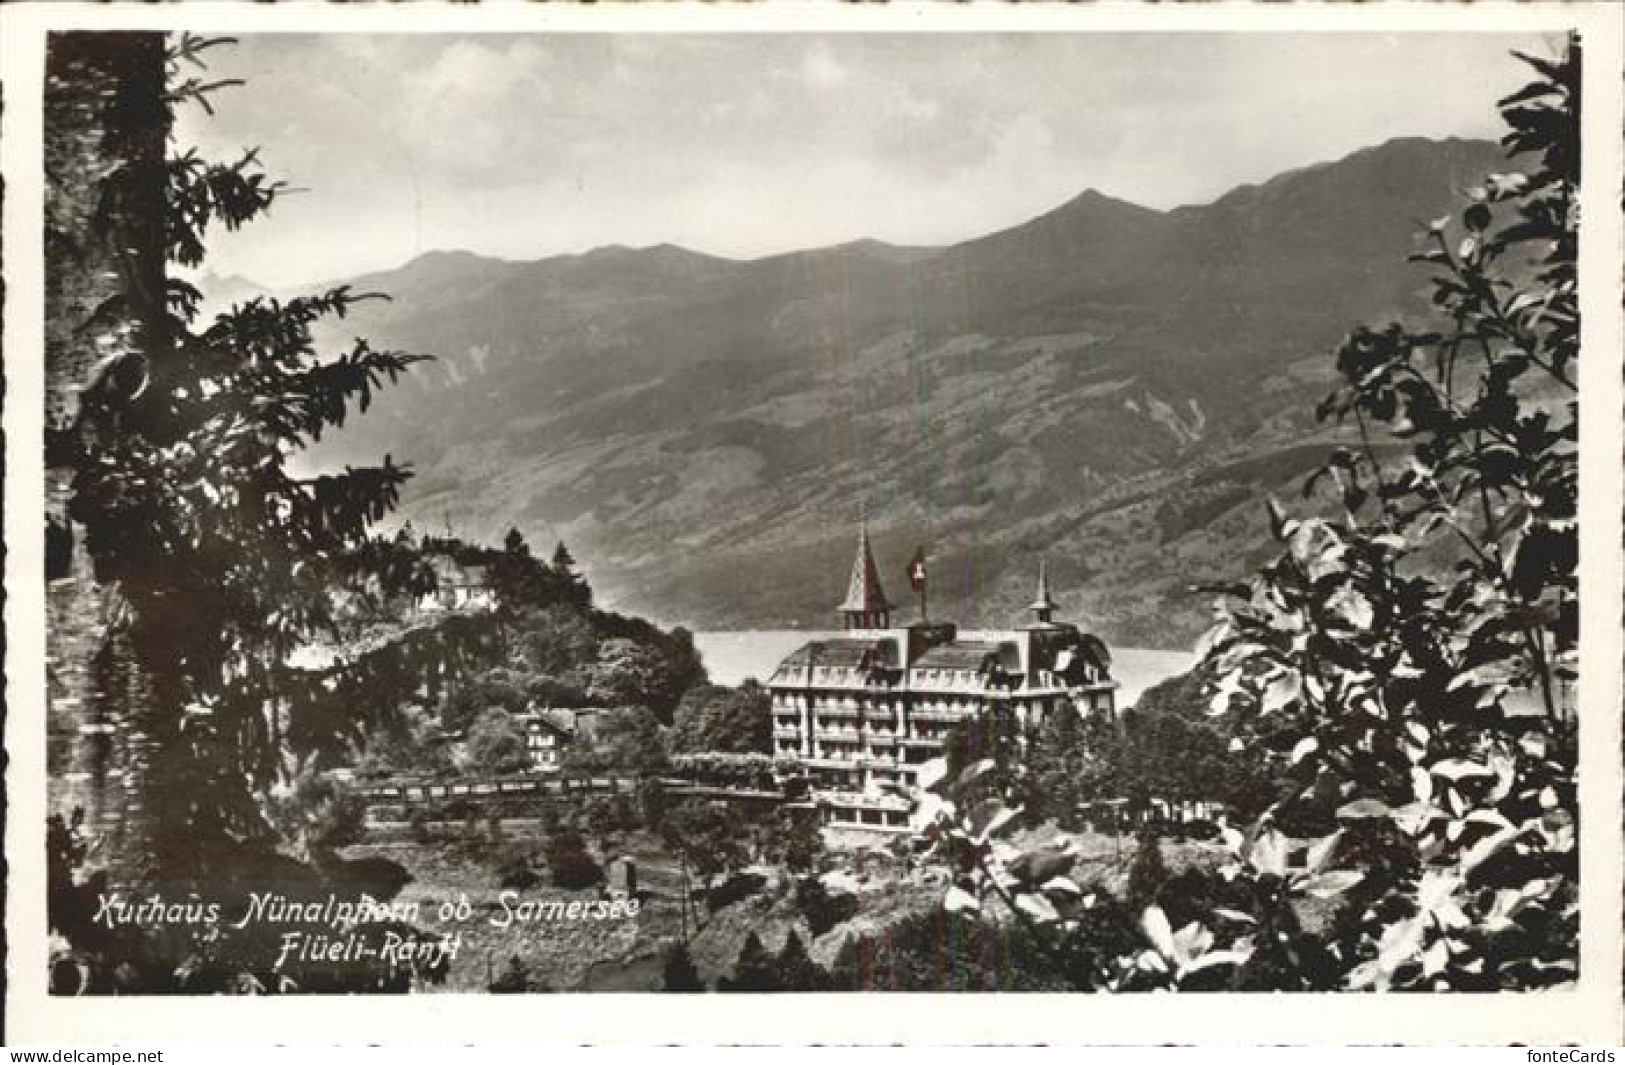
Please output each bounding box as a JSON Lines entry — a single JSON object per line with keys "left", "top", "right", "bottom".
{"left": 767, "top": 530, "right": 1117, "bottom": 832}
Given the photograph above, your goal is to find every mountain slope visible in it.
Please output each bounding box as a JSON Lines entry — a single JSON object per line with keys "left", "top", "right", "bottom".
{"left": 290, "top": 136, "right": 1507, "bottom": 647}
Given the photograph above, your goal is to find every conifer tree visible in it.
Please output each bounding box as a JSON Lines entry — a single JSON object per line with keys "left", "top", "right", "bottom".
{"left": 46, "top": 33, "right": 500, "bottom": 923}
{"left": 774, "top": 931, "right": 829, "bottom": 992}
{"left": 1025, "top": 706, "right": 1090, "bottom": 828}
{"left": 718, "top": 932, "right": 783, "bottom": 993}
{"left": 661, "top": 942, "right": 706, "bottom": 993}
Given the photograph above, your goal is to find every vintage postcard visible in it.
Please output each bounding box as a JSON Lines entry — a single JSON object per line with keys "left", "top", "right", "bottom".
{"left": 3, "top": 0, "right": 1622, "bottom": 1047}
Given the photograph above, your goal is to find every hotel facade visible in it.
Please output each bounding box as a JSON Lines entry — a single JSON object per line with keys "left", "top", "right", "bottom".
{"left": 767, "top": 530, "right": 1117, "bottom": 832}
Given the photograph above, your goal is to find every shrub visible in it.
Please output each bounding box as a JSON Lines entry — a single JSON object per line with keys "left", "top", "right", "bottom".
{"left": 545, "top": 829, "right": 602, "bottom": 890}
{"left": 1124, "top": 826, "right": 1168, "bottom": 909}
{"left": 705, "top": 870, "right": 767, "bottom": 914}
{"left": 439, "top": 676, "right": 529, "bottom": 736}
{"left": 496, "top": 854, "right": 541, "bottom": 891}
{"left": 796, "top": 876, "right": 859, "bottom": 937}
{"left": 267, "top": 773, "right": 367, "bottom": 856}
{"left": 488, "top": 954, "right": 551, "bottom": 994}
{"left": 464, "top": 708, "right": 532, "bottom": 777}
{"left": 660, "top": 800, "right": 748, "bottom": 883}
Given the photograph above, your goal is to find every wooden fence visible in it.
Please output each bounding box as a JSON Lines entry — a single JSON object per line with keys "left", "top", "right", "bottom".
{"left": 355, "top": 773, "right": 789, "bottom": 809}
{"left": 355, "top": 774, "right": 635, "bottom": 806}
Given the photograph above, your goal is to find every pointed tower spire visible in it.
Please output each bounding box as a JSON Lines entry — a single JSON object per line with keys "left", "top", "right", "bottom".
{"left": 1029, "top": 558, "right": 1057, "bottom": 625}
{"left": 838, "top": 524, "right": 891, "bottom": 630}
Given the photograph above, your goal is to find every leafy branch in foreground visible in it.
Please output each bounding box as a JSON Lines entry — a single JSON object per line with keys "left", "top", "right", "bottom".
{"left": 913, "top": 39, "right": 1581, "bottom": 993}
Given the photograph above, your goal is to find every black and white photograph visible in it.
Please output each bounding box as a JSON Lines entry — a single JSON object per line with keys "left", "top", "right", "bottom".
{"left": 4, "top": 2, "right": 1623, "bottom": 1047}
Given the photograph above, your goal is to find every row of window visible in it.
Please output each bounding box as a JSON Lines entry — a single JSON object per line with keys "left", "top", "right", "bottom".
{"left": 776, "top": 693, "right": 1108, "bottom": 718}
{"left": 822, "top": 807, "right": 909, "bottom": 828}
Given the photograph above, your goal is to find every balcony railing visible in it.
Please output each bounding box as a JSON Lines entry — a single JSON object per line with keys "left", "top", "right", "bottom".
{"left": 909, "top": 705, "right": 974, "bottom": 722}
{"left": 802, "top": 755, "right": 858, "bottom": 770}
{"left": 802, "top": 676, "right": 890, "bottom": 692}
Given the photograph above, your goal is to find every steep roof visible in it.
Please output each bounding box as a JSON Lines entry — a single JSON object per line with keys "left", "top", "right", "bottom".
{"left": 537, "top": 708, "right": 580, "bottom": 735}
{"left": 839, "top": 526, "right": 891, "bottom": 615}
{"left": 518, "top": 707, "right": 611, "bottom": 741}
{"left": 1069, "top": 633, "right": 1112, "bottom": 671}
{"left": 914, "top": 641, "right": 1006, "bottom": 672}
{"left": 779, "top": 638, "right": 898, "bottom": 670}
{"left": 518, "top": 710, "right": 574, "bottom": 738}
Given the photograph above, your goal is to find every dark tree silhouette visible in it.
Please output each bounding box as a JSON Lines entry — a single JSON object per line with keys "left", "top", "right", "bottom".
{"left": 661, "top": 942, "right": 706, "bottom": 993}
{"left": 45, "top": 33, "right": 500, "bottom": 989}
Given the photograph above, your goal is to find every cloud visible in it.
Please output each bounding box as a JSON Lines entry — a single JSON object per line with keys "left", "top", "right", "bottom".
{"left": 420, "top": 38, "right": 552, "bottom": 101}
{"left": 801, "top": 42, "right": 850, "bottom": 88}
{"left": 393, "top": 39, "right": 560, "bottom": 174}
{"left": 180, "top": 32, "right": 1540, "bottom": 287}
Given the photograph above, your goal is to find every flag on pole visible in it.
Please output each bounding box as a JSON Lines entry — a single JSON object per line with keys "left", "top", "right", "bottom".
{"left": 907, "top": 546, "right": 928, "bottom": 622}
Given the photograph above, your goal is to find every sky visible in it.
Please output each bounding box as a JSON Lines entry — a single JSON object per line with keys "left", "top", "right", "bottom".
{"left": 175, "top": 32, "right": 1553, "bottom": 287}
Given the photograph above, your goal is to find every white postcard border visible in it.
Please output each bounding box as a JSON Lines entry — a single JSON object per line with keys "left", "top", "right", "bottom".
{"left": 3, "top": 0, "right": 1621, "bottom": 1046}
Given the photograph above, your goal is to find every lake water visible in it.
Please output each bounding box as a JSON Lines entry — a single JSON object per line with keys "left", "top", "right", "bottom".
{"left": 693, "top": 631, "right": 1193, "bottom": 709}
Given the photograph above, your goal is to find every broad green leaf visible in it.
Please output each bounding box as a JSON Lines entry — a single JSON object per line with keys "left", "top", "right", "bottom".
{"left": 1171, "top": 922, "right": 1214, "bottom": 968}
{"left": 1420, "top": 938, "right": 1451, "bottom": 978}
{"left": 1299, "top": 870, "right": 1363, "bottom": 898}
{"left": 1431, "top": 758, "right": 1493, "bottom": 781}
{"left": 1016, "top": 892, "right": 1060, "bottom": 924}
{"left": 1262, "top": 670, "right": 1302, "bottom": 714}
{"left": 944, "top": 885, "right": 980, "bottom": 915}
{"left": 1135, "top": 949, "right": 1170, "bottom": 975}
{"left": 1142, "top": 905, "right": 1176, "bottom": 959}
{"left": 958, "top": 757, "right": 998, "bottom": 787}
{"left": 983, "top": 805, "right": 1022, "bottom": 839}
{"left": 1248, "top": 826, "right": 1289, "bottom": 877}
{"left": 1460, "top": 827, "right": 1518, "bottom": 874}
{"left": 916, "top": 757, "right": 948, "bottom": 791}
{"left": 1304, "top": 831, "right": 1341, "bottom": 874}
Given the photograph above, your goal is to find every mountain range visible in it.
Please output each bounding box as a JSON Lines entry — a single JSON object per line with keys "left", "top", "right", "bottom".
{"left": 262, "top": 135, "right": 1506, "bottom": 648}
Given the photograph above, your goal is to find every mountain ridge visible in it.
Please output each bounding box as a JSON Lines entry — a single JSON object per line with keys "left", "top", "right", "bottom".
{"left": 227, "top": 134, "right": 1497, "bottom": 301}
{"left": 278, "top": 134, "right": 1508, "bottom": 647}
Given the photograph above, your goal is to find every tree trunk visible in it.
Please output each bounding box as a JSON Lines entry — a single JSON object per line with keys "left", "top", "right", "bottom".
{"left": 44, "top": 32, "right": 172, "bottom": 892}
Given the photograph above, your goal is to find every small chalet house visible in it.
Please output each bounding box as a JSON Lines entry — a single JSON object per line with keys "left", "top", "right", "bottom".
{"left": 515, "top": 708, "right": 603, "bottom": 773}
{"left": 417, "top": 555, "right": 495, "bottom": 613}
